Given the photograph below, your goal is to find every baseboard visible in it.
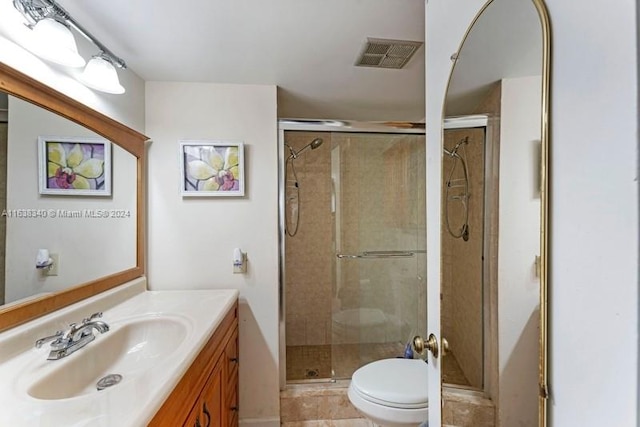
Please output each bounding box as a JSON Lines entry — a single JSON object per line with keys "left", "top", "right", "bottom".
{"left": 239, "top": 418, "right": 280, "bottom": 427}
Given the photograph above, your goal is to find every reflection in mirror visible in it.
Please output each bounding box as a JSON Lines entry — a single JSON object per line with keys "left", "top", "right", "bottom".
{"left": 1, "top": 94, "right": 136, "bottom": 306}
{"left": 0, "top": 94, "right": 6, "bottom": 304}
{"left": 441, "top": 0, "right": 546, "bottom": 426}
{"left": 0, "top": 62, "right": 147, "bottom": 332}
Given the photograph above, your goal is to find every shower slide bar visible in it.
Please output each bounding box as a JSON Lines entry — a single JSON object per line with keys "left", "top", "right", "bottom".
{"left": 336, "top": 250, "right": 425, "bottom": 259}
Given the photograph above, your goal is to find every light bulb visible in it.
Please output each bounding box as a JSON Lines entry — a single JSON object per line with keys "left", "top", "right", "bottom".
{"left": 78, "top": 55, "right": 125, "bottom": 94}
{"left": 29, "top": 18, "right": 85, "bottom": 68}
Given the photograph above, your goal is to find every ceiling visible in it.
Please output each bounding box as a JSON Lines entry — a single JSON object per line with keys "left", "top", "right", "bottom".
{"left": 57, "top": 0, "right": 426, "bottom": 122}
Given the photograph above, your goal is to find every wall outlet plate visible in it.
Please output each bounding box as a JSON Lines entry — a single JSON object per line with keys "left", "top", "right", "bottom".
{"left": 45, "top": 253, "right": 59, "bottom": 276}
{"left": 233, "top": 253, "right": 247, "bottom": 274}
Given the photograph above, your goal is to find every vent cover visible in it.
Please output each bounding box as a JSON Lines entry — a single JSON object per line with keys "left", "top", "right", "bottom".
{"left": 355, "top": 38, "right": 423, "bottom": 69}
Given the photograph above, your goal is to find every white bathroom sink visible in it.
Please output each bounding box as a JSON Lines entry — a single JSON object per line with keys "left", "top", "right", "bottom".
{"left": 0, "top": 281, "right": 238, "bottom": 427}
{"left": 27, "top": 315, "right": 190, "bottom": 400}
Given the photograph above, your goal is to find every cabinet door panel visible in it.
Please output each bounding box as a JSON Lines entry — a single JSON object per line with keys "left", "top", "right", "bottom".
{"left": 183, "top": 401, "right": 203, "bottom": 427}
{"left": 202, "top": 361, "right": 224, "bottom": 427}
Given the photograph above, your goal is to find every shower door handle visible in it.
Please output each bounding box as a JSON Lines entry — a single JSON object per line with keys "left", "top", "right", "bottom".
{"left": 336, "top": 251, "right": 416, "bottom": 259}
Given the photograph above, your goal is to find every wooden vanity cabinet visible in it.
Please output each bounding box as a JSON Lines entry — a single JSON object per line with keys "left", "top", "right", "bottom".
{"left": 149, "top": 302, "right": 239, "bottom": 427}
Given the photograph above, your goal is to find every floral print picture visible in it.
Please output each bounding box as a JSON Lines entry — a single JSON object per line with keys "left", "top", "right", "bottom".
{"left": 38, "top": 136, "right": 111, "bottom": 196}
{"left": 180, "top": 141, "right": 245, "bottom": 197}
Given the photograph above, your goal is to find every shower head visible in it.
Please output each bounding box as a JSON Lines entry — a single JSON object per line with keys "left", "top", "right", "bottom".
{"left": 286, "top": 137, "right": 324, "bottom": 159}
{"left": 309, "top": 138, "right": 323, "bottom": 150}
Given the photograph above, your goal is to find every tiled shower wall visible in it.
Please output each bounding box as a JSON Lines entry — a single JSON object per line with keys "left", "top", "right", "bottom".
{"left": 441, "top": 83, "right": 501, "bottom": 390}
{"left": 285, "top": 132, "right": 334, "bottom": 347}
{"left": 441, "top": 127, "right": 486, "bottom": 389}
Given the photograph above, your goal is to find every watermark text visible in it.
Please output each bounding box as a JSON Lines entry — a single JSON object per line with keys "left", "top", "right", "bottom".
{"left": 1, "top": 209, "right": 132, "bottom": 219}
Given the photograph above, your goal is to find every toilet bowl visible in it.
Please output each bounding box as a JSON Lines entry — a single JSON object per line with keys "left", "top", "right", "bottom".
{"left": 348, "top": 358, "right": 428, "bottom": 427}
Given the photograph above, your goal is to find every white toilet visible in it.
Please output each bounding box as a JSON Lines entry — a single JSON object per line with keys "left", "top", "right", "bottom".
{"left": 348, "top": 358, "right": 428, "bottom": 427}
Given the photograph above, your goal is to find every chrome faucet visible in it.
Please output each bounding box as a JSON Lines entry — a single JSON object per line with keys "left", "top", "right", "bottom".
{"left": 34, "top": 312, "right": 110, "bottom": 360}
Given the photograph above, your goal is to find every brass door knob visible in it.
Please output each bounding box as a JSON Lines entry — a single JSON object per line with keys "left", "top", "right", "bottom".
{"left": 412, "top": 334, "right": 440, "bottom": 358}
{"left": 441, "top": 337, "right": 449, "bottom": 357}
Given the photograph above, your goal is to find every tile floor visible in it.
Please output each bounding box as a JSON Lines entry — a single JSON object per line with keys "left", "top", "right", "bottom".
{"left": 280, "top": 383, "right": 366, "bottom": 424}
{"left": 282, "top": 347, "right": 493, "bottom": 427}
{"left": 281, "top": 383, "right": 495, "bottom": 427}
{"left": 281, "top": 420, "right": 374, "bottom": 427}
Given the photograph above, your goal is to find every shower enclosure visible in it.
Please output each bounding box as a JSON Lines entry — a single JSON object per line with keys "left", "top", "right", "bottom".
{"left": 279, "top": 122, "right": 427, "bottom": 384}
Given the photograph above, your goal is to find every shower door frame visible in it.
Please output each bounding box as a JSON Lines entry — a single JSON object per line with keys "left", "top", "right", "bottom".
{"left": 277, "top": 119, "right": 426, "bottom": 389}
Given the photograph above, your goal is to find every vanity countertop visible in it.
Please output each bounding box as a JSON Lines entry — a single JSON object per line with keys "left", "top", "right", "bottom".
{"left": 0, "top": 278, "right": 239, "bottom": 426}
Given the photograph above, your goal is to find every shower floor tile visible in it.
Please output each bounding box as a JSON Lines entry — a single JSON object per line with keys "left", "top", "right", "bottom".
{"left": 287, "top": 345, "right": 333, "bottom": 381}
{"left": 287, "top": 343, "right": 472, "bottom": 387}
{"left": 286, "top": 342, "right": 406, "bottom": 381}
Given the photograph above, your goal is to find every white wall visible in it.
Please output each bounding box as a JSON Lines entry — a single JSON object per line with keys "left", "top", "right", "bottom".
{"left": 145, "top": 82, "right": 279, "bottom": 425}
{"left": 545, "top": 1, "right": 639, "bottom": 425}
{"left": 498, "top": 75, "right": 541, "bottom": 426}
{"left": 5, "top": 97, "right": 137, "bottom": 303}
{"left": 427, "top": 0, "right": 639, "bottom": 426}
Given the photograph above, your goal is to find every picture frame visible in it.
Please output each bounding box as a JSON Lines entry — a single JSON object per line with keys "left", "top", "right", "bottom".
{"left": 180, "top": 140, "right": 245, "bottom": 197}
{"left": 38, "top": 136, "right": 112, "bottom": 196}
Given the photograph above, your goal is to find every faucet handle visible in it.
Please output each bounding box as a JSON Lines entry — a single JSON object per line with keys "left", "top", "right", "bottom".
{"left": 83, "top": 312, "right": 103, "bottom": 323}
{"left": 35, "top": 330, "right": 63, "bottom": 348}
{"left": 62, "top": 322, "right": 79, "bottom": 339}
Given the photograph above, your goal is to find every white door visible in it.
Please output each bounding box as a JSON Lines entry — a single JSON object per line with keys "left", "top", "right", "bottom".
{"left": 425, "top": 1, "right": 488, "bottom": 426}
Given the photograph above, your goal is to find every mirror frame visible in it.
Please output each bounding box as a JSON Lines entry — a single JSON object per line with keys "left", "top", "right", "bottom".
{"left": 441, "top": 0, "right": 550, "bottom": 425}
{"left": 0, "top": 62, "right": 148, "bottom": 332}
{"left": 536, "top": 0, "right": 550, "bottom": 422}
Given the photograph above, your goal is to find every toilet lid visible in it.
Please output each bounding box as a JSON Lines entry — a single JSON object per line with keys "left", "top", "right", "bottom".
{"left": 351, "top": 358, "right": 428, "bottom": 409}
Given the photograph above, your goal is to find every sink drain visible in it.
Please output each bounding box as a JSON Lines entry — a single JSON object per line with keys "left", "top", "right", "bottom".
{"left": 97, "top": 374, "right": 123, "bottom": 391}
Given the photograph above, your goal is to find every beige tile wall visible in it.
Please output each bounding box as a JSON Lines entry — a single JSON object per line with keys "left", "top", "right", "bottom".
{"left": 441, "top": 83, "right": 502, "bottom": 391}
{"left": 441, "top": 127, "right": 486, "bottom": 389}
{"left": 285, "top": 132, "right": 334, "bottom": 347}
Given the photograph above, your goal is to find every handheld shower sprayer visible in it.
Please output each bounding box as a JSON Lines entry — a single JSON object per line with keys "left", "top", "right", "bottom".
{"left": 284, "top": 137, "right": 324, "bottom": 237}
{"left": 444, "top": 136, "right": 469, "bottom": 158}
{"left": 443, "top": 136, "right": 470, "bottom": 241}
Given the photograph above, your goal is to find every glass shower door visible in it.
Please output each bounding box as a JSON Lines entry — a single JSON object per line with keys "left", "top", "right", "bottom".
{"left": 331, "top": 132, "right": 427, "bottom": 379}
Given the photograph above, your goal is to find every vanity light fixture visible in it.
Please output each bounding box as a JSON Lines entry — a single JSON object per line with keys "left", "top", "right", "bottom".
{"left": 78, "top": 54, "right": 125, "bottom": 94}
{"left": 28, "top": 17, "right": 85, "bottom": 67}
{"left": 12, "top": 0, "right": 127, "bottom": 94}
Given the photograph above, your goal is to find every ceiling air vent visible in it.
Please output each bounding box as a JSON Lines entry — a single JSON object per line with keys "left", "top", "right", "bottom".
{"left": 355, "top": 38, "right": 423, "bottom": 69}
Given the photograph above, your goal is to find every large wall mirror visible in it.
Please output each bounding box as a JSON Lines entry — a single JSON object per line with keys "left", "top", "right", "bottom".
{"left": 0, "top": 63, "right": 148, "bottom": 331}
{"left": 440, "top": 0, "right": 549, "bottom": 425}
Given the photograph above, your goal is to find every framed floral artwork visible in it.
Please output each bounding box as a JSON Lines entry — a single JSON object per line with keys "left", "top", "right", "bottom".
{"left": 38, "top": 136, "right": 112, "bottom": 196}
{"left": 179, "top": 140, "right": 245, "bottom": 197}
